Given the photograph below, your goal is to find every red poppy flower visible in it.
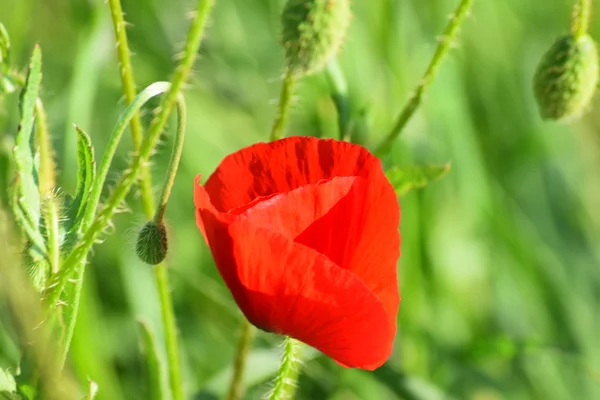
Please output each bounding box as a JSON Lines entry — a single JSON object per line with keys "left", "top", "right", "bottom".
{"left": 194, "top": 136, "right": 401, "bottom": 370}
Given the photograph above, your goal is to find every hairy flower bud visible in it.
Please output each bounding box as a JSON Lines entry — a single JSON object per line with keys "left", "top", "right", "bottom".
{"left": 281, "top": 0, "right": 351, "bottom": 77}
{"left": 533, "top": 34, "right": 599, "bottom": 121}
{"left": 136, "top": 221, "right": 168, "bottom": 265}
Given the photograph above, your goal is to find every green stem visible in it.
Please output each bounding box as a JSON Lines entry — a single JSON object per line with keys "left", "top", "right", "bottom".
{"left": 227, "top": 319, "right": 256, "bottom": 400}
{"left": 267, "top": 337, "right": 303, "bottom": 400}
{"left": 143, "top": 3, "right": 214, "bottom": 399}
{"left": 52, "top": 82, "right": 181, "bottom": 369}
{"left": 152, "top": 107, "right": 187, "bottom": 224}
{"left": 44, "top": 82, "right": 181, "bottom": 323}
{"left": 572, "top": 0, "right": 592, "bottom": 38}
{"left": 81, "top": 82, "right": 170, "bottom": 231}
{"left": 107, "top": 0, "right": 155, "bottom": 217}
{"left": 270, "top": 70, "right": 296, "bottom": 141}
{"left": 325, "top": 60, "right": 351, "bottom": 141}
{"left": 155, "top": 265, "right": 182, "bottom": 400}
{"left": 374, "top": 0, "right": 474, "bottom": 157}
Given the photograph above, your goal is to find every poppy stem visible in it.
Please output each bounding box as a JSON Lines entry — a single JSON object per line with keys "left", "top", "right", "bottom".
{"left": 270, "top": 70, "right": 296, "bottom": 141}
{"left": 267, "top": 336, "right": 303, "bottom": 400}
{"left": 43, "top": 82, "right": 183, "bottom": 363}
{"left": 152, "top": 102, "right": 187, "bottom": 225}
{"left": 374, "top": 0, "right": 474, "bottom": 158}
{"left": 107, "top": 0, "right": 155, "bottom": 218}
{"left": 226, "top": 319, "right": 256, "bottom": 400}
{"left": 572, "top": 0, "right": 591, "bottom": 38}
{"left": 325, "top": 59, "right": 351, "bottom": 141}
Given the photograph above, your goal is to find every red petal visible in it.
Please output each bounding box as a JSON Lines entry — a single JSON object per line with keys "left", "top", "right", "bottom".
{"left": 194, "top": 177, "right": 396, "bottom": 369}
{"left": 194, "top": 137, "right": 401, "bottom": 369}
{"left": 204, "top": 137, "right": 381, "bottom": 212}
{"left": 294, "top": 170, "right": 401, "bottom": 335}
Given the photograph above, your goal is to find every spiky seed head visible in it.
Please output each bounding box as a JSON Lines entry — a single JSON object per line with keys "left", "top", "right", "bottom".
{"left": 281, "top": 0, "right": 351, "bottom": 77}
{"left": 533, "top": 34, "right": 599, "bottom": 121}
{"left": 136, "top": 221, "right": 168, "bottom": 265}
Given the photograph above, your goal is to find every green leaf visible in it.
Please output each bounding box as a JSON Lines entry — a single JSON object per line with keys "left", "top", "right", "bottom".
{"left": 11, "top": 46, "right": 44, "bottom": 242}
{"left": 138, "top": 320, "right": 168, "bottom": 400}
{"left": 65, "top": 125, "right": 96, "bottom": 244}
{"left": 9, "top": 45, "right": 49, "bottom": 291}
{"left": 0, "top": 369, "right": 16, "bottom": 393}
{"left": 386, "top": 164, "right": 451, "bottom": 197}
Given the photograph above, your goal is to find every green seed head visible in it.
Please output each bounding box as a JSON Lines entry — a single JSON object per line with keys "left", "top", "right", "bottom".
{"left": 533, "top": 34, "right": 599, "bottom": 121}
{"left": 136, "top": 221, "right": 168, "bottom": 265}
{"left": 281, "top": 0, "right": 351, "bottom": 77}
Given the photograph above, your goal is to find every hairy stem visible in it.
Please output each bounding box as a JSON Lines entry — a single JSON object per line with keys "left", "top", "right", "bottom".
{"left": 143, "top": 2, "right": 215, "bottom": 399}
{"left": 154, "top": 265, "right": 180, "bottom": 399}
{"left": 270, "top": 70, "right": 295, "bottom": 141}
{"left": 374, "top": 0, "right": 474, "bottom": 157}
{"left": 45, "top": 82, "right": 179, "bottom": 348}
{"left": 107, "top": 0, "right": 156, "bottom": 217}
{"left": 267, "top": 337, "right": 303, "bottom": 400}
{"left": 572, "top": 0, "right": 592, "bottom": 38}
{"left": 227, "top": 319, "right": 256, "bottom": 400}
{"left": 152, "top": 106, "right": 187, "bottom": 224}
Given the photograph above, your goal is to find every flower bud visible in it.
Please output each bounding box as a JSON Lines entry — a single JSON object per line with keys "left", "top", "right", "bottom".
{"left": 136, "top": 221, "right": 168, "bottom": 265}
{"left": 281, "top": 0, "right": 351, "bottom": 77}
{"left": 533, "top": 34, "right": 599, "bottom": 121}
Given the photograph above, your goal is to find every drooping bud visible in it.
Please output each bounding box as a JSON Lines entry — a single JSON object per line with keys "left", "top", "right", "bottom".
{"left": 533, "top": 34, "right": 599, "bottom": 121}
{"left": 281, "top": 0, "right": 351, "bottom": 77}
{"left": 136, "top": 221, "right": 168, "bottom": 265}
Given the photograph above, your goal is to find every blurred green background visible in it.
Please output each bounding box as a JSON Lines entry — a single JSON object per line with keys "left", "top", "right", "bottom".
{"left": 1, "top": 0, "right": 600, "bottom": 399}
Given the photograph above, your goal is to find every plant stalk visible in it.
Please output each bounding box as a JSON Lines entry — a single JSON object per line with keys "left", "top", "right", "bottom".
{"left": 267, "top": 337, "right": 303, "bottom": 400}
{"left": 270, "top": 70, "right": 296, "bottom": 141}
{"left": 226, "top": 319, "right": 256, "bottom": 400}
{"left": 107, "top": 0, "right": 156, "bottom": 218}
{"left": 572, "top": 0, "right": 592, "bottom": 38}
{"left": 374, "top": 0, "right": 474, "bottom": 157}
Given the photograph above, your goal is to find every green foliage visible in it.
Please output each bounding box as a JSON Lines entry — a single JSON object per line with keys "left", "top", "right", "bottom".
{"left": 138, "top": 321, "right": 168, "bottom": 400}
{"left": 386, "top": 164, "right": 451, "bottom": 197}
{"left": 64, "top": 125, "right": 96, "bottom": 246}
{"left": 0, "top": 23, "right": 9, "bottom": 66}
{"left": 533, "top": 34, "right": 599, "bottom": 121}
{"left": 281, "top": 0, "right": 351, "bottom": 77}
{"left": 0, "top": 369, "right": 16, "bottom": 394}
{"left": 1, "top": 1, "right": 600, "bottom": 400}
{"left": 0, "top": 23, "right": 15, "bottom": 95}
{"left": 10, "top": 45, "right": 47, "bottom": 291}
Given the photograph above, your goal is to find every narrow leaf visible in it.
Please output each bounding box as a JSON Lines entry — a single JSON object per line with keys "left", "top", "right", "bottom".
{"left": 12, "top": 46, "right": 44, "bottom": 241}
{"left": 138, "top": 320, "right": 168, "bottom": 400}
{"left": 386, "top": 164, "right": 451, "bottom": 197}
{"left": 66, "top": 125, "right": 96, "bottom": 243}
{"left": 0, "top": 369, "right": 16, "bottom": 392}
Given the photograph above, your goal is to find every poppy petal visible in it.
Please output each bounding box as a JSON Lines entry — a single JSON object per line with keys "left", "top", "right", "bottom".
{"left": 194, "top": 177, "right": 395, "bottom": 369}
{"left": 203, "top": 137, "right": 380, "bottom": 212}
{"left": 228, "top": 221, "right": 393, "bottom": 370}
{"left": 294, "top": 171, "right": 401, "bottom": 334}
